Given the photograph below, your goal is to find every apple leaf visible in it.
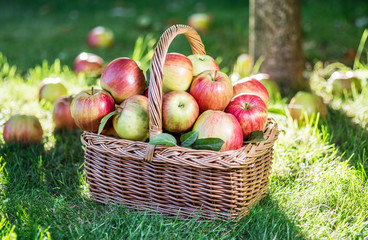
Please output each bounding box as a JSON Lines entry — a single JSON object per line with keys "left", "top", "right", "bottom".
{"left": 244, "top": 130, "right": 266, "bottom": 144}
{"left": 267, "top": 107, "right": 286, "bottom": 116}
{"left": 180, "top": 130, "right": 198, "bottom": 147}
{"left": 149, "top": 133, "right": 177, "bottom": 146}
{"left": 191, "top": 138, "right": 224, "bottom": 151}
{"left": 97, "top": 110, "right": 119, "bottom": 135}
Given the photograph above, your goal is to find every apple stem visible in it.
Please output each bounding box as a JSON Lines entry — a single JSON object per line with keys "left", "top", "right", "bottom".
{"left": 214, "top": 70, "right": 218, "bottom": 80}
{"left": 243, "top": 103, "right": 251, "bottom": 110}
{"left": 91, "top": 87, "right": 94, "bottom": 95}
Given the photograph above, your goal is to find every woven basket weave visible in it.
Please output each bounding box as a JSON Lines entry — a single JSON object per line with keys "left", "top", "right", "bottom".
{"left": 81, "top": 24, "right": 279, "bottom": 221}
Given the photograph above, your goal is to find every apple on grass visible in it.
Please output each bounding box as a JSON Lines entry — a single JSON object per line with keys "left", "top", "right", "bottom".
{"left": 233, "top": 53, "right": 253, "bottom": 78}
{"left": 190, "top": 70, "right": 233, "bottom": 112}
{"left": 233, "top": 77, "right": 270, "bottom": 107}
{"left": 162, "top": 53, "right": 193, "bottom": 93}
{"left": 162, "top": 91, "right": 199, "bottom": 133}
{"left": 113, "top": 95, "right": 149, "bottom": 141}
{"left": 288, "top": 91, "right": 327, "bottom": 122}
{"left": 187, "top": 54, "right": 219, "bottom": 76}
{"left": 328, "top": 71, "right": 362, "bottom": 96}
{"left": 53, "top": 96, "right": 78, "bottom": 130}
{"left": 225, "top": 94, "right": 268, "bottom": 138}
{"left": 74, "top": 52, "right": 104, "bottom": 76}
{"left": 192, "top": 110, "right": 243, "bottom": 152}
{"left": 187, "top": 13, "right": 213, "bottom": 32}
{"left": 71, "top": 88, "right": 115, "bottom": 133}
{"left": 86, "top": 26, "right": 114, "bottom": 49}
{"left": 3, "top": 115, "right": 43, "bottom": 144}
{"left": 101, "top": 57, "right": 146, "bottom": 104}
{"left": 39, "top": 77, "right": 67, "bottom": 103}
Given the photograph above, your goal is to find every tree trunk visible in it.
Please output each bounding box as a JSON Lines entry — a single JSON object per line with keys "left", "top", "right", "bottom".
{"left": 250, "top": 0, "right": 305, "bottom": 94}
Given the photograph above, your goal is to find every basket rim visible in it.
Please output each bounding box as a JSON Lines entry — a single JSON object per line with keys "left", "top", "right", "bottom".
{"left": 81, "top": 117, "right": 278, "bottom": 170}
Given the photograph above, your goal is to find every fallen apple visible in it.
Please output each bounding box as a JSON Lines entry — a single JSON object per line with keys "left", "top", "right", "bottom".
{"left": 162, "top": 91, "right": 199, "bottom": 133}
{"left": 192, "top": 110, "right": 243, "bottom": 152}
{"left": 225, "top": 94, "right": 268, "bottom": 138}
{"left": 233, "top": 53, "right": 253, "bottom": 78}
{"left": 187, "top": 13, "right": 213, "bottom": 32}
{"left": 3, "top": 114, "right": 43, "bottom": 144}
{"left": 288, "top": 91, "right": 327, "bottom": 122}
{"left": 39, "top": 77, "right": 68, "bottom": 103}
{"left": 328, "top": 71, "right": 362, "bottom": 96}
{"left": 190, "top": 70, "right": 233, "bottom": 112}
{"left": 113, "top": 95, "right": 149, "bottom": 141}
{"left": 86, "top": 26, "right": 114, "bottom": 49}
{"left": 100, "top": 57, "right": 146, "bottom": 104}
{"left": 74, "top": 52, "right": 104, "bottom": 76}
{"left": 71, "top": 88, "right": 115, "bottom": 132}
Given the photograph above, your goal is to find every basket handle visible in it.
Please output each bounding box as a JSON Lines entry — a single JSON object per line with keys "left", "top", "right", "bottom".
{"left": 144, "top": 24, "right": 206, "bottom": 161}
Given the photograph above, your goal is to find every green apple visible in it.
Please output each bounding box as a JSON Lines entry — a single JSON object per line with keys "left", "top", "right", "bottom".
{"left": 187, "top": 54, "right": 220, "bottom": 76}
{"left": 288, "top": 91, "right": 327, "bottom": 122}
{"left": 328, "top": 71, "right": 362, "bottom": 96}
{"left": 39, "top": 77, "right": 67, "bottom": 102}
{"left": 113, "top": 95, "right": 149, "bottom": 141}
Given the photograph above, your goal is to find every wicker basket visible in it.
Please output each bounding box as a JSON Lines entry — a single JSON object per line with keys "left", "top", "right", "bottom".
{"left": 81, "top": 24, "right": 279, "bottom": 221}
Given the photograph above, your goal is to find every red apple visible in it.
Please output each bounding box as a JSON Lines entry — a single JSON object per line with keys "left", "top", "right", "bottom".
{"left": 233, "top": 77, "right": 270, "bottom": 106}
{"left": 233, "top": 54, "right": 253, "bottom": 78}
{"left": 328, "top": 71, "right": 362, "bottom": 96}
{"left": 3, "top": 114, "right": 43, "bottom": 144}
{"left": 39, "top": 77, "right": 67, "bottom": 102}
{"left": 225, "top": 94, "right": 268, "bottom": 138}
{"left": 143, "top": 88, "right": 149, "bottom": 97}
{"left": 190, "top": 70, "right": 233, "bottom": 112}
{"left": 162, "top": 53, "right": 193, "bottom": 93}
{"left": 288, "top": 91, "right": 327, "bottom": 122}
{"left": 100, "top": 57, "right": 146, "bottom": 104}
{"left": 251, "top": 73, "right": 281, "bottom": 101}
{"left": 86, "top": 26, "right": 114, "bottom": 49}
{"left": 71, "top": 88, "right": 115, "bottom": 132}
{"left": 53, "top": 96, "right": 79, "bottom": 130}
{"left": 74, "top": 52, "right": 104, "bottom": 76}
{"left": 187, "top": 13, "right": 213, "bottom": 32}
{"left": 192, "top": 110, "right": 243, "bottom": 152}
{"left": 162, "top": 91, "right": 199, "bottom": 133}
{"left": 113, "top": 95, "right": 149, "bottom": 141}
{"left": 187, "top": 54, "right": 220, "bottom": 76}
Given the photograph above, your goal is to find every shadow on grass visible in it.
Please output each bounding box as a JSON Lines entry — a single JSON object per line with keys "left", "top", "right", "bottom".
{"left": 233, "top": 194, "right": 305, "bottom": 240}
{"left": 325, "top": 107, "right": 368, "bottom": 176}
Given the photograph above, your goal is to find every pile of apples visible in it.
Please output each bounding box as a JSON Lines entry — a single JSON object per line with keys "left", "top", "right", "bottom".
{"left": 70, "top": 53, "right": 271, "bottom": 152}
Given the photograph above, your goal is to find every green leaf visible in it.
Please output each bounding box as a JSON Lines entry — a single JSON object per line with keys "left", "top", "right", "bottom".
{"left": 180, "top": 130, "right": 198, "bottom": 147}
{"left": 149, "top": 133, "right": 177, "bottom": 146}
{"left": 98, "top": 110, "right": 119, "bottom": 135}
{"left": 192, "top": 138, "right": 224, "bottom": 151}
{"left": 267, "top": 107, "right": 286, "bottom": 116}
{"left": 244, "top": 130, "right": 266, "bottom": 144}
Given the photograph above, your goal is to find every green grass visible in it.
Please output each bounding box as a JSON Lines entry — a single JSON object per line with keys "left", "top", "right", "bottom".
{"left": 1, "top": 0, "right": 368, "bottom": 239}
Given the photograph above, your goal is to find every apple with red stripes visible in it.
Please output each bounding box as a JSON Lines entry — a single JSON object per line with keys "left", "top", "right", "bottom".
{"left": 100, "top": 57, "right": 146, "bottom": 104}
{"left": 225, "top": 94, "right": 268, "bottom": 138}
{"left": 192, "top": 110, "right": 243, "bottom": 152}
{"left": 3, "top": 115, "right": 43, "bottom": 144}
{"left": 232, "top": 77, "right": 270, "bottom": 106}
{"left": 190, "top": 70, "right": 233, "bottom": 112}
{"left": 71, "top": 88, "right": 115, "bottom": 133}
